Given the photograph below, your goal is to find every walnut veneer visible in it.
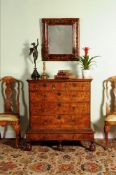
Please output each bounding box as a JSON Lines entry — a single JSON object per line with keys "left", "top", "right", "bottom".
{"left": 26, "top": 79, "right": 94, "bottom": 150}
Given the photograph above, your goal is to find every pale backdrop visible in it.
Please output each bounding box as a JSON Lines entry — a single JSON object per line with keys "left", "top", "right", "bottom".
{"left": 0, "top": 0, "right": 116, "bottom": 138}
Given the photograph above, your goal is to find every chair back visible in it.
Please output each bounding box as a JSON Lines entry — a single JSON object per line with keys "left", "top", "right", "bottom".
{"left": 104, "top": 76, "right": 116, "bottom": 115}
{"left": 0, "top": 76, "right": 21, "bottom": 114}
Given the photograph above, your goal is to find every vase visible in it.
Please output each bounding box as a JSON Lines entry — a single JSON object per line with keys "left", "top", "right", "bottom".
{"left": 82, "top": 70, "right": 91, "bottom": 79}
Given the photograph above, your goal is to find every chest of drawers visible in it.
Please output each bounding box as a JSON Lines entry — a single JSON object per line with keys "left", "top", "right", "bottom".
{"left": 26, "top": 79, "right": 94, "bottom": 149}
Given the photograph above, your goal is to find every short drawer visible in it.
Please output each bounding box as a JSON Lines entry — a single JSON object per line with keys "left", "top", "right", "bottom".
{"left": 55, "top": 91, "right": 90, "bottom": 102}
{"left": 64, "top": 82, "right": 90, "bottom": 91}
{"left": 29, "top": 82, "right": 53, "bottom": 91}
{"left": 30, "top": 91, "right": 56, "bottom": 102}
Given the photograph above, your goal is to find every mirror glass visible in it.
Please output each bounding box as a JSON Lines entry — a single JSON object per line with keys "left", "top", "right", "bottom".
{"left": 48, "top": 25, "right": 72, "bottom": 54}
{"left": 42, "top": 18, "right": 80, "bottom": 61}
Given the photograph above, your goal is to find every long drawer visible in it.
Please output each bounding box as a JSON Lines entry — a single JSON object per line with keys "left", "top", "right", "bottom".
{"left": 29, "top": 81, "right": 90, "bottom": 91}
{"left": 30, "top": 114, "right": 90, "bottom": 129}
{"left": 30, "top": 90, "right": 90, "bottom": 102}
{"left": 30, "top": 102, "right": 90, "bottom": 115}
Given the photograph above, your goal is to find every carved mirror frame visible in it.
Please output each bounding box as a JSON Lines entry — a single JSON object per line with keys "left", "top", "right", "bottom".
{"left": 42, "top": 18, "right": 80, "bottom": 61}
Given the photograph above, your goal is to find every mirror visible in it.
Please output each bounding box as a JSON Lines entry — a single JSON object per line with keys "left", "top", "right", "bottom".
{"left": 42, "top": 18, "right": 80, "bottom": 61}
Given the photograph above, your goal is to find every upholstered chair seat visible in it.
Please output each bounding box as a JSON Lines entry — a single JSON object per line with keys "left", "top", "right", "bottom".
{"left": 105, "top": 115, "right": 116, "bottom": 122}
{"left": 0, "top": 114, "right": 19, "bottom": 121}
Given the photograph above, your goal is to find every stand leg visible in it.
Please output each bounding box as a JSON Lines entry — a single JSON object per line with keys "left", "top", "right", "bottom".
{"left": 89, "top": 141, "right": 96, "bottom": 151}
{"left": 20, "top": 139, "right": 32, "bottom": 151}
{"left": 57, "top": 141, "right": 63, "bottom": 151}
{"left": 80, "top": 141, "right": 96, "bottom": 151}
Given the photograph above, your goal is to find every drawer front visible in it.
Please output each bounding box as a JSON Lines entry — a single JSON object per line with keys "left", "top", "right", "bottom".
{"left": 29, "top": 81, "right": 90, "bottom": 91}
{"left": 30, "top": 102, "right": 90, "bottom": 115}
{"left": 30, "top": 91, "right": 56, "bottom": 102}
{"left": 30, "top": 114, "right": 90, "bottom": 129}
{"left": 30, "top": 90, "right": 90, "bottom": 102}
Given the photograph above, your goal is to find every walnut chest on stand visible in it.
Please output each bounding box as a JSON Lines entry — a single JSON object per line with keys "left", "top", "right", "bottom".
{"left": 26, "top": 79, "right": 95, "bottom": 150}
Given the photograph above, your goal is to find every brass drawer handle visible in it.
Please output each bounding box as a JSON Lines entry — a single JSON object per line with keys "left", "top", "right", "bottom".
{"left": 33, "top": 85, "right": 38, "bottom": 90}
{"left": 57, "top": 115, "right": 62, "bottom": 119}
{"left": 71, "top": 116, "right": 75, "bottom": 122}
{"left": 52, "top": 84, "right": 55, "bottom": 90}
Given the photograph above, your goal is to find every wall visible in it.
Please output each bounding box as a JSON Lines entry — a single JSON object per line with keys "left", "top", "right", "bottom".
{"left": 0, "top": 0, "right": 1, "bottom": 76}
{"left": 0, "top": 0, "right": 116, "bottom": 138}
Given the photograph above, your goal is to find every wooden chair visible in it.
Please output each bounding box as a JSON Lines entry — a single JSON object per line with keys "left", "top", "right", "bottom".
{"left": 0, "top": 76, "right": 21, "bottom": 148}
{"left": 104, "top": 76, "right": 116, "bottom": 145}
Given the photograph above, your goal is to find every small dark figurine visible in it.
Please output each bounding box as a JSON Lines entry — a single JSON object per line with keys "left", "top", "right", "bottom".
{"left": 29, "top": 39, "right": 40, "bottom": 79}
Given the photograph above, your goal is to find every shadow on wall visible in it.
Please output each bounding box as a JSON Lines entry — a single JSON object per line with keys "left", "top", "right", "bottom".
{"left": 92, "top": 81, "right": 105, "bottom": 138}
{"left": 20, "top": 41, "right": 32, "bottom": 138}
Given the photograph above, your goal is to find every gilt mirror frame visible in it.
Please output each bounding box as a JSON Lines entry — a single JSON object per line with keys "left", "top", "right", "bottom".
{"left": 42, "top": 18, "right": 80, "bottom": 61}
